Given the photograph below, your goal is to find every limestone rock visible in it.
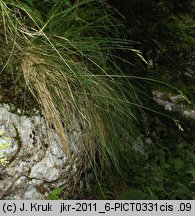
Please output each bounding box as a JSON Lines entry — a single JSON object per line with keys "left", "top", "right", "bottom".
{"left": 152, "top": 90, "right": 195, "bottom": 119}
{"left": 0, "top": 104, "right": 84, "bottom": 199}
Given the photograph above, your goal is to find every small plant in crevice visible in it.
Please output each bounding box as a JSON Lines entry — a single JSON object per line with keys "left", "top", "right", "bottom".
{"left": 47, "top": 188, "right": 63, "bottom": 200}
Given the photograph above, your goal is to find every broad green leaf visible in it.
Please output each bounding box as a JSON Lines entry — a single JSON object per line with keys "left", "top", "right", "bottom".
{"left": 174, "top": 158, "right": 184, "bottom": 171}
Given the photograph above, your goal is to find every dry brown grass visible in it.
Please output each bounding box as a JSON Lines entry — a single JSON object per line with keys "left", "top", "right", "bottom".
{"left": 22, "top": 54, "right": 73, "bottom": 158}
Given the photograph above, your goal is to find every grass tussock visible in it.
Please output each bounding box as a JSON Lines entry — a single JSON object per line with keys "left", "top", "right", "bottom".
{"left": 0, "top": 0, "right": 142, "bottom": 178}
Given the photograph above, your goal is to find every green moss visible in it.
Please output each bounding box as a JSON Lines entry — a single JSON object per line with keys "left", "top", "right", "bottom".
{"left": 0, "top": 130, "right": 10, "bottom": 166}
{"left": 7, "top": 124, "right": 23, "bottom": 164}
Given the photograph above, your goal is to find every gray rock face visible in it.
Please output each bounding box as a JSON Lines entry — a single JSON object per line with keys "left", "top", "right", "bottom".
{"left": 152, "top": 90, "right": 195, "bottom": 119}
{"left": 0, "top": 104, "right": 83, "bottom": 199}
